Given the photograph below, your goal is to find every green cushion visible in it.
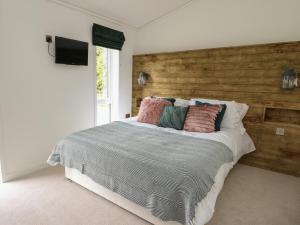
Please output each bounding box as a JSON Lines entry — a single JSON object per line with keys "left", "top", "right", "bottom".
{"left": 159, "top": 106, "right": 189, "bottom": 130}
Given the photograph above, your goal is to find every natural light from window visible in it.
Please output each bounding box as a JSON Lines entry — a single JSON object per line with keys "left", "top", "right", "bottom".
{"left": 96, "top": 46, "right": 119, "bottom": 126}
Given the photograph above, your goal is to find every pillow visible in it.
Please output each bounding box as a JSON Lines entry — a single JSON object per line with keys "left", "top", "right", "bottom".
{"left": 236, "top": 102, "right": 249, "bottom": 120}
{"left": 195, "top": 101, "right": 227, "bottom": 131}
{"left": 137, "top": 98, "right": 172, "bottom": 125}
{"left": 159, "top": 106, "right": 189, "bottom": 130}
{"left": 190, "top": 98, "right": 246, "bottom": 133}
{"left": 183, "top": 105, "right": 220, "bottom": 133}
{"left": 174, "top": 98, "right": 190, "bottom": 107}
{"left": 150, "top": 96, "right": 176, "bottom": 105}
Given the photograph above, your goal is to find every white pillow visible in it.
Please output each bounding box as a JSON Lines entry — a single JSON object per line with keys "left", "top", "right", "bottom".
{"left": 174, "top": 98, "right": 190, "bottom": 107}
{"left": 236, "top": 102, "right": 249, "bottom": 120}
{"left": 190, "top": 98, "right": 247, "bottom": 133}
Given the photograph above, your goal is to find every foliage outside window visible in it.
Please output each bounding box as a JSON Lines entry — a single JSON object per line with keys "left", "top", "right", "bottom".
{"left": 96, "top": 47, "right": 108, "bottom": 99}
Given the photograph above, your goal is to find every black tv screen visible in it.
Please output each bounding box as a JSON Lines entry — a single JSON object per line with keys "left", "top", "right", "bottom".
{"left": 55, "top": 36, "right": 88, "bottom": 66}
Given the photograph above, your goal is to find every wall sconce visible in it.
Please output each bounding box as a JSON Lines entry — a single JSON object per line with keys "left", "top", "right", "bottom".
{"left": 137, "top": 72, "right": 149, "bottom": 86}
{"left": 281, "top": 68, "right": 298, "bottom": 90}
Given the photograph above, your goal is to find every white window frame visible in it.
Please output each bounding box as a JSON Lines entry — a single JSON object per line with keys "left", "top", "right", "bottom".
{"left": 97, "top": 48, "right": 112, "bottom": 124}
{"left": 94, "top": 47, "right": 119, "bottom": 126}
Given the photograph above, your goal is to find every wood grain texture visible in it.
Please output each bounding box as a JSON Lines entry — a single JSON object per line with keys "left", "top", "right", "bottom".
{"left": 264, "top": 107, "right": 300, "bottom": 125}
{"left": 132, "top": 41, "right": 300, "bottom": 176}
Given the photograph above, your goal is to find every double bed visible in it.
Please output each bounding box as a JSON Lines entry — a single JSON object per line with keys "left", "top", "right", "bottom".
{"left": 48, "top": 117, "right": 255, "bottom": 225}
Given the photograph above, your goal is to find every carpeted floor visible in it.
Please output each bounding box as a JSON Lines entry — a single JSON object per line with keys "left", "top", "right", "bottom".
{"left": 0, "top": 164, "right": 299, "bottom": 225}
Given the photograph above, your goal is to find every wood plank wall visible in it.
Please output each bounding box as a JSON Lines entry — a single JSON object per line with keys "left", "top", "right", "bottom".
{"left": 132, "top": 41, "right": 300, "bottom": 176}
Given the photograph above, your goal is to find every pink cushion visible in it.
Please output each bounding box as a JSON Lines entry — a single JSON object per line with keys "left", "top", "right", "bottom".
{"left": 184, "top": 105, "right": 220, "bottom": 132}
{"left": 137, "top": 98, "right": 172, "bottom": 125}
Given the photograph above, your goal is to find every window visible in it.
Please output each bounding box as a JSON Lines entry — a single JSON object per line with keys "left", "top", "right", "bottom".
{"left": 95, "top": 46, "right": 119, "bottom": 126}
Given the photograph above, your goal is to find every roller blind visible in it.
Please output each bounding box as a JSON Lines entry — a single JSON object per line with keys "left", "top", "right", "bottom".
{"left": 92, "top": 23, "right": 125, "bottom": 50}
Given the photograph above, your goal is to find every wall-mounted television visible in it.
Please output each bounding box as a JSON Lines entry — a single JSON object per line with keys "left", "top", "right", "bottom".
{"left": 55, "top": 36, "right": 88, "bottom": 66}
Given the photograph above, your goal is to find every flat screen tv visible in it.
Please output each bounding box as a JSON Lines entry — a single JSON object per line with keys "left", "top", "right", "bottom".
{"left": 55, "top": 36, "right": 88, "bottom": 66}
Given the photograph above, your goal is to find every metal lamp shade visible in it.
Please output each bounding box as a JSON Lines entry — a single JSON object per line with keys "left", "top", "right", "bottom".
{"left": 281, "top": 68, "right": 297, "bottom": 90}
{"left": 137, "top": 72, "right": 149, "bottom": 86}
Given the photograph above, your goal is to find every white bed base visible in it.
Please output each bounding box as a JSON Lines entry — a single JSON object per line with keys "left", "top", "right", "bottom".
{"left": 65, "top": 162, "right": 233, "bottom": 225}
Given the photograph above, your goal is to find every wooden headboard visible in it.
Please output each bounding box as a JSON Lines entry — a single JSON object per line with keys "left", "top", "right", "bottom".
{"left": 132, "top": 41, "right": 300, "bottom": 176}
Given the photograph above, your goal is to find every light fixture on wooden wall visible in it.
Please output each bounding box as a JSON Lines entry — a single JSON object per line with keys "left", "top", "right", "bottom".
{"left": 281, "top": 68, "right": 298, "bottom": 90}
{"left": 137, "top": 72, "right": 149, "bottom": 86}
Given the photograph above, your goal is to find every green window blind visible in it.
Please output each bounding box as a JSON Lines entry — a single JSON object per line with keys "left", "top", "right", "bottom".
{"left": 92, "top": 23, "right": 125, "bottom": 50}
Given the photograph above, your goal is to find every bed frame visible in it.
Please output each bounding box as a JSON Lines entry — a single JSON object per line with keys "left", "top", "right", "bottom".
{"left": 65, "top": 167, "right": 178, "bottom": 225}
{"left": 65, "top": 162, "right": 233, "bottom": 225}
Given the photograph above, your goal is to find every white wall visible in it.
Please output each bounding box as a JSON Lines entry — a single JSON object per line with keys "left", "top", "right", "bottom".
{"left": 135, "top": 0, "right": 300, "bottom": 54}
{"left": 0, "top": 0, "right": 136, "bottom": 181}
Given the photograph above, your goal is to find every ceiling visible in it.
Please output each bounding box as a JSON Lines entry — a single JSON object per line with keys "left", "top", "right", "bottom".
{"left": 57, "top": 0, "right": 192, "bottom": 28}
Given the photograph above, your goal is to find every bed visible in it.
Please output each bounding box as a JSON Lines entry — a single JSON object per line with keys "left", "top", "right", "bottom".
{"left": 48, "top": 117, "right": 255, "bottom": 225}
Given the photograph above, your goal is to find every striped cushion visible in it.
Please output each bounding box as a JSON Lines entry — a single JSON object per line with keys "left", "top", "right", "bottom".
{"left": 184, "top": 105, "right": 220, "bottom": 132}
{"left": 195, "top": 101, "right": 227, "bottom": 131}
{"left": 137, "top": 98, "right": 172, "bottom": 125}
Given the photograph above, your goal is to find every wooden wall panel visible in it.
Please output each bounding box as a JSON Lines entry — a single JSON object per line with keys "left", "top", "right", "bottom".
{"left": 132, "top": 42, "right": 300, "bottom": 176}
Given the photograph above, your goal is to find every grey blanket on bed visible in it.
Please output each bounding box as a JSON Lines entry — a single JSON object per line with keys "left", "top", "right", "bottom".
{"left": 47, "top": 121, "right": 233, "bottom": 225}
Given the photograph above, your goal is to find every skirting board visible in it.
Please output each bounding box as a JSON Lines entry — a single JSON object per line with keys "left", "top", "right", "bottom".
{"left": 2, "top": 162, "right": 49, "bottom": 182}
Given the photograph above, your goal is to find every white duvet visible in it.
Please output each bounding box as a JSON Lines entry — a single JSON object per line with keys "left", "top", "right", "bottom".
{"left": 122, "top": 117, "right": 255, "bottom": 225}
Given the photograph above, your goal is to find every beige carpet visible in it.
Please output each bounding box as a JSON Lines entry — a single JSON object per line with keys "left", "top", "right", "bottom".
{"left": 0, "top": 164, "right": 299, "bottom": 225}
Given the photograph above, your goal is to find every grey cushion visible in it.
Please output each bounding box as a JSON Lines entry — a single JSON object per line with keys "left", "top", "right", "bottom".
{"left": 159, "top": 106, "right": 189, "bottom": 130}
